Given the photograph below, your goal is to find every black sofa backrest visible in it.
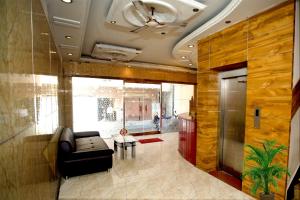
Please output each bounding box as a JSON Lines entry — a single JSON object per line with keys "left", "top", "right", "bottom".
{"left": 59, "top": 128, "right": 76, "bottom": 153}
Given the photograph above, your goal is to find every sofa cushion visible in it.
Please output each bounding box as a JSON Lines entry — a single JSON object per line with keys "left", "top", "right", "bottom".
{"left": 76, "top": 136, "right": 109, "bottom": 152}
{"left": 59, "top": 128, "right": 76, "bottom": 153}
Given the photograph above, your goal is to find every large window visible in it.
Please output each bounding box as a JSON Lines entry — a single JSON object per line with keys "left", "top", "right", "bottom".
{"left": 72, "top": 77, "right": 194, "bottom": 137}
{"left": 72, "top": 78, "right": 124, "bottom": 138}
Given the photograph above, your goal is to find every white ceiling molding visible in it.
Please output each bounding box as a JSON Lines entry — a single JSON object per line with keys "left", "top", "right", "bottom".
{"left": 80, "top": 57, "right": 197, "bottom": 74}
{"left": 172, "top": 0, "right": 242, "bottom": 60}
{"left": 172, "top": 0, "right": 288, "bottom": 64}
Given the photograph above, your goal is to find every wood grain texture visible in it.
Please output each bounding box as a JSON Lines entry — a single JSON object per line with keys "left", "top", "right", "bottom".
{"left": 292, "top": 80, "right": 300, "bottom": 117}
{"left": 196, "top": 39, "right": 219, "bottom": 172}
{"left": 244, "top": 2, "right": 294, "bottom": 199}
{"left": 197, "top": 1, "right": 295, "bottom": 199}
{"left": 63, "top": 62, "right": 197, "bottom": 84}
{"left": 209, "top": 21, "right": 248, "bottom": 68}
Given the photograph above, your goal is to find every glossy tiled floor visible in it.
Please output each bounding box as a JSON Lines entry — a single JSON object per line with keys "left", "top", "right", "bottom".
{"left": 59, "top": 132, "right": 252, "bottom": 200}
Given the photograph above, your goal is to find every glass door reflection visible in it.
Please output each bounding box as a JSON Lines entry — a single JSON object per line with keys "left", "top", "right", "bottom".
{"left": 124, "top": 82, "right": 161, "bottom": 134}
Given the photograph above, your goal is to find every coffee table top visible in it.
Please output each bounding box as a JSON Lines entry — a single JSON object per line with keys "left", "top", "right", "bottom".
{"left": 113, "top": 135, "right": 137, "bottom": 143}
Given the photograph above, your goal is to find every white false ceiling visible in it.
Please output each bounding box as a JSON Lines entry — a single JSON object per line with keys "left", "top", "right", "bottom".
{"left": 43, "top": 0, "right": 287, "bottom": 72}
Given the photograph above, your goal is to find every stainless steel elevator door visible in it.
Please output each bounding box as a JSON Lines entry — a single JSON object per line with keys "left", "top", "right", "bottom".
{"left": 220, "top": 75, "right": 247, "bottom": 176}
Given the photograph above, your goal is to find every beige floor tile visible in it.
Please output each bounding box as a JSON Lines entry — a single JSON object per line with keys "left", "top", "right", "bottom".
{"left": 59, "top": 132, "right": 253, "bottom": 200}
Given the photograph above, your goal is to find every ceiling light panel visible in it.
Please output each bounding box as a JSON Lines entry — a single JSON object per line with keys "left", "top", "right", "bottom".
{"left": 61, "top": 0, "right": 72, "bottom": 3}
{"left": 91, "top": 43, "right": 142, "bottom": 62}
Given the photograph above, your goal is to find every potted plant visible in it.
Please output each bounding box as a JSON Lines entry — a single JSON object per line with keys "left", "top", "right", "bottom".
{"left": 243, "top": 140, "right": 290, "bottom": 200}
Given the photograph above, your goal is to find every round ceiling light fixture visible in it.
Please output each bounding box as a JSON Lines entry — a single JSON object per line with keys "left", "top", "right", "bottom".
{"left": 188, "top": 63, "right": 193, "bottom": 66}
{"left": 123, "top": 0, "right": 177, "bottom": 27}
{"left": 67, "top": 53, "right": 73, "bottom": 56}
{"left": 65, "top": 35, "right": 72, "bottom": 39}
{"left": 61, "top": 0, "right": 72, "bottom": 3}
{"left": 181, "top": 56, "right": 186, "bottom": 59}
{"left": 188, "top": 44, "right": 194, "bottom": 48}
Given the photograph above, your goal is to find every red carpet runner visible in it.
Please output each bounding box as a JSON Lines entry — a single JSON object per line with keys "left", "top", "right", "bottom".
{"left": 138, "top": 138, "right": 163, "bottom": 144}
{"left": 209, "top": 170, "right": 242, "bottom": 190}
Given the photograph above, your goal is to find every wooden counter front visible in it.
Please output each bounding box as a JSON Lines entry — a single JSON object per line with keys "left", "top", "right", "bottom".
{"left": 178, "top": 113, "right": 196, "bottom": 165}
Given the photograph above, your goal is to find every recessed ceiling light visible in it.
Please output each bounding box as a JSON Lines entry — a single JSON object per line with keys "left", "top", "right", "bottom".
{"left": 181, "top": 56, "right": 186, "bottom": 59}
{"left": 61, "top": 0, "right": 72, "bottom": 3}
{"left": 189, "top": 63, "right": 193, "bottom": 66}
{"left": 188, "top": 44, "right": 194, "bottom": 48}
{"left": 67, "top": 53, "right": 73, "bottom": 56}
{"left": 65, "top": 35, "right": 72, "bottom": 39}
{"left": 110, "top": 21, "right": 116, "bottom": 24}
{"left": 225, "top": 20, "right": 231, "bottom": 24}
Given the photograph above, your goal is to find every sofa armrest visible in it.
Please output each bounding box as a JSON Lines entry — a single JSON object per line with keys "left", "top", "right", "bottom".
{"left": 65, "top": 149, "right": 114, "bottom": 161}
{"left": 73, "top": 131, "right": 100, "bottom": 138}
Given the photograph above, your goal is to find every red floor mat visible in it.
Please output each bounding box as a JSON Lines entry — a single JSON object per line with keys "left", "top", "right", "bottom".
{"left": 138, "top": 138, "right": 163, "bottom": 144}
{"left": 209, "top": 170, "right": 242, "bottom": 190}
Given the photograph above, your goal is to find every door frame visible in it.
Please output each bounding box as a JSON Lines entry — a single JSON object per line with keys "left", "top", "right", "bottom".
{"left": 217, "top": 68, "right": 247, "bottom": 177}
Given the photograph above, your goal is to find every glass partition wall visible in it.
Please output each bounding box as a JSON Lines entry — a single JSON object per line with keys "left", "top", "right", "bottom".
{"left": 72, "top": 77, "right": 194, "bottom": 137}
{"left": 161, "top": 83, "right": 194, "bottom": 133}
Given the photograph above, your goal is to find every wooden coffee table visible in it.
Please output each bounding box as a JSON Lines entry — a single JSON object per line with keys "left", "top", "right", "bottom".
{"left": 113, "top": 135, "right": 137, "bottom": 159}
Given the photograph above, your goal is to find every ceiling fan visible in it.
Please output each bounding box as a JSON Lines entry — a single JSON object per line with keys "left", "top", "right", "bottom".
{"left": 130, "top": 0, "right": 187, "bottom": 33}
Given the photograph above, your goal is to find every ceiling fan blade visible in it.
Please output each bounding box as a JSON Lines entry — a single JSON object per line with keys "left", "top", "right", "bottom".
{"left": 131, "top": 0, "right": 151, "bottom": 22}
{"left": 130, "top": 25, "right": 148, "bottom": 33}
{"left": 152, "top": 18, "right": 165, "bottom": 26}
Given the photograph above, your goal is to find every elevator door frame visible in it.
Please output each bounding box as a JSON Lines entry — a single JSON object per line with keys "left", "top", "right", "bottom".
{"left": 218, "top": 68, "right": 247, "bottom": 178}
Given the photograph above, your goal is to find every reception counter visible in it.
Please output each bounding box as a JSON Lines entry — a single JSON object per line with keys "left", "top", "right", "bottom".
{"left": 178, "top": 113, "right": 196, "bottom": 165}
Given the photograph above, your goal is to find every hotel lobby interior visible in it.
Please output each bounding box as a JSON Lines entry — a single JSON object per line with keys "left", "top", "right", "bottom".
{"left": 0, "top": 0, "right": 299, "bottom": 199}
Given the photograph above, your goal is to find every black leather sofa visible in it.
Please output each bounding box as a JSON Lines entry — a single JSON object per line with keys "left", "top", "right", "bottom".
{"left": 58, "top": 128, "right": 114, "bottom": 177}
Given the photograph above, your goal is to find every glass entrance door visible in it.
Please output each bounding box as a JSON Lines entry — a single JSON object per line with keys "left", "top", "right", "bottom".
{"left": 124, "top": 82, "right": 161, "bottom": 134}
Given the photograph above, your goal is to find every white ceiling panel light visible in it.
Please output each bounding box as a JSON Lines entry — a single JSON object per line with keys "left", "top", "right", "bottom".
{"left": 91, "top": 43, "right": 142, "bottom": 62}
{"left": 61, "top": 0, "right": 72, "bottom": 3}
{"left": 52, "top": 16, "right": 81, "bottom": 28}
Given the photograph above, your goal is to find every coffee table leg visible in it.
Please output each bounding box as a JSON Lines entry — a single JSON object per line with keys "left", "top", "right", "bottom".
{"left": 121, "top": 144, "right": 124, "bottom": 159}
{"left": 114, "top": 142, "right": 117, "bottom": 152}
{"left": 132, "top": 144, "right": 136, "bottom": 158}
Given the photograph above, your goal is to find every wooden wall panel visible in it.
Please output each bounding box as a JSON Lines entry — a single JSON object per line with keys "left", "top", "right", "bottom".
{"left": 197, "top": 1, "right": 295, "bottom": 199}
{"left": 63, "top": 62, "right": 197, "bottom": 84}
{"left": 209, "top": 21, "right": 248, "bottom": 68}
{"left": 196, "top": 39, "right": 219, "bottom": 171}
{"left": 244, "top": 2, "right": 294, "bottom": 199}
